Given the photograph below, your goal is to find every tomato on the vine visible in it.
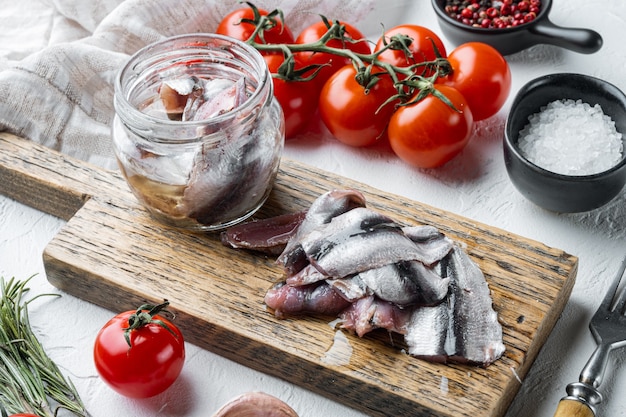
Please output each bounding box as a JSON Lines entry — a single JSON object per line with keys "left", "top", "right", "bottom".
{"left": 319, "top": 65, "right": 398, "bottom": 147}
{"left": 437, "top": 42, "right": 511, "bottom": 121}
{"left": 388, "top": 85, "right": 474, "bottom": 168}
{"left": 93, "top": 302, "right": 185, "bottom": 399}
{"left": 216, "top": 7, "right": 294, "bottom": 52}
{"left": 295, "top": 21, "right": 371, "bottom": 86}
{"left": 264, "top": 54, "right": 320, "bottom": 138}
{"left": 374, "top": 25, "right": 447, "bottom": 76}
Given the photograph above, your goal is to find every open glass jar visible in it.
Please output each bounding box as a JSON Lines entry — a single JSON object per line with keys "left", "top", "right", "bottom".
{"left": 113, "top": 34, "right": 284, "bottom": 231}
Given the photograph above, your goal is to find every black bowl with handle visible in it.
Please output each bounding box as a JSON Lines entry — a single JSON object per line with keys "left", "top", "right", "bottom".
{"left": 431, "top": 0, "right": 602, "bottom": 55}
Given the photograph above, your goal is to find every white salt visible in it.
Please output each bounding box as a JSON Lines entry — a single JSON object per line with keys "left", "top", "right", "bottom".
{"left": 517, "top": 99, "right": 623, "bottom": 176}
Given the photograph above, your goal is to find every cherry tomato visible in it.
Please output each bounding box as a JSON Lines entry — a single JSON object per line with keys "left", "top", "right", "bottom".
{"left": 93, "top": 302, "right": 185, "bottom": 399}
{"left": 319, "top": 65, "right": 398, "bottom": 147}
{"left": 374, "top": 25, "right": 447, "bottom": 76}
{"left": 388, "top": 85, "right": 474, "bottom": 168}
{"left": 264, "top": 55, "right": 320, "bottom": 138}
{"left": 216, "top": 7, "right": 294, "bottom": 52}
{"left": 295, "top": 21, "right": 371, "bottom": 86}
{"left": 437, "top": 42, "right": 511, "bottom": 121}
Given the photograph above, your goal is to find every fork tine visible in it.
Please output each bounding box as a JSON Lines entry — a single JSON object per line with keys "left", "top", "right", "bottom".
{"left": 613, "top": 259, "right": 626, "bottom": 314}
{"left": 599, "top": 255, "right": 626, "bottom": 313}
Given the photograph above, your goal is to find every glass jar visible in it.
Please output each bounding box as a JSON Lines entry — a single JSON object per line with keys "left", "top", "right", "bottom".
{"left": 113, "top": 34, "right": 284, "bottom": 231}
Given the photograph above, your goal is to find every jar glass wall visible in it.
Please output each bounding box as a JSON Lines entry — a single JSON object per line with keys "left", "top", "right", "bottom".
{"left": 113, "top": 34, "right": 284, "bottom": 231}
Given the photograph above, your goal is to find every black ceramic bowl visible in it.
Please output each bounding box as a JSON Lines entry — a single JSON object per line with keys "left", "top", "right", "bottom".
{"left": 431, "top": 0, "right": 602, "bottom": 55}
{"left": 504, "top": 73, "right": 626, "bottom": 213}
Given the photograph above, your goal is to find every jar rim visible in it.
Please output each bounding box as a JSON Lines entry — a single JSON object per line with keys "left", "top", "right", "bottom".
{"left": 114, "top": 33, "right": 272, "bottom": 139}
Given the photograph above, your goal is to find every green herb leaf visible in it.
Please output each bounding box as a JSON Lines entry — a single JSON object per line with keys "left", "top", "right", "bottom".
{"left": 0, "top": 276, "right": 90, "bottom": 417}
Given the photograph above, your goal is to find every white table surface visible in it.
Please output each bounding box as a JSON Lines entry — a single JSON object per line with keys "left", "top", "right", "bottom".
{"left": 2, "top": 1, "right": 626, "bottom": 416}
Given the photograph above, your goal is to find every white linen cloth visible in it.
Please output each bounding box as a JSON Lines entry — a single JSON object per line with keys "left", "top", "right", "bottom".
{"left": 0, "top": 0, "right": 375, "bottom": 169}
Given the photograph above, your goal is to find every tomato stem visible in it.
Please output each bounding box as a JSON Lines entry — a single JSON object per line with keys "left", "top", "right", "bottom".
{"left": 241, "top": 2, "right": 454, "bottom": 108}
{"left": 123, "top": 300, "right": 179, "bottom": 348}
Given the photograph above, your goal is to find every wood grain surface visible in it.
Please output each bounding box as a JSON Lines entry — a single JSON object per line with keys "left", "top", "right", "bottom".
{"left": 552, "top": 399, "right": 595, "bottom": 417}
{"left": 0, "top": 133, "right": 578, "bottom": 417}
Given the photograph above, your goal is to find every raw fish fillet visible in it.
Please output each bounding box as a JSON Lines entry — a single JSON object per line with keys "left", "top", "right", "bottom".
{"left": 179, "top": 77, "right": 280, "bottom": 225}
{"left": 326, "top": 275, "right": 372, "bottom": 302}
{"left": 277, "top": 189, "right": 366, "bottom": 272}
{"left": 222, "top": 189, "right": 506, "bottom": 366}
{"left": 339, "top": 295, "right": 412, "bottom": 337}
{"left": 355, "top": 261, "right": 450, "bottom": 307}
{"left": 220, "top": 211, "right": 307, "bottom": 255}
{"left": 405, "top": 246, "right": 505, "bottom": 366}
{"left": 264, "top": 281, "right": 351, "bottom": 319}
{"left": 297, "top": 207, "right": 450, "bottom": 281}
{"left": 402, "top": 225, "right": 455, "bottom": 266}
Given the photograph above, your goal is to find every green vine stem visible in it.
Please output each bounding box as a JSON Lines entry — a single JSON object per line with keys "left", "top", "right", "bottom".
{"left": 240, "top": 2, "right": 454, "bottom": 108}
{"left": 0, "top": 277, "right": 90, "bottom": 417}
{"left": 123, "top": 301, "right": 177, "bottom": 348}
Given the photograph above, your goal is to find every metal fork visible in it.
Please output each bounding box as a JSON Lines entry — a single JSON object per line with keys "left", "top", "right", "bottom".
{"left": 553, "top": 256, "right": 626, "bottom": 417}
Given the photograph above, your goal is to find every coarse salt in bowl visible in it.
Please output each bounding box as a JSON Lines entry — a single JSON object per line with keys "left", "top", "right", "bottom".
{"left": 517, "top": 99, "right": 623, "bottom": 176}
{"left": 504, "top": 73, "right": 626, "bottom": 213}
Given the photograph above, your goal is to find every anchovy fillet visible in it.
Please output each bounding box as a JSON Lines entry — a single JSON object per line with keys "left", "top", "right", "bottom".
{"left": 405, "top": 246, "right": 505, "bottom": 366}
{"left": 339, "top": 295, "right": 412, "bottom": 337}
{"left": 264, "top": 281, "right": 351, "bottom": 319}
{"left": 221, "top": 189, "right": 506, "bottom": 366}
{"left": 402, "top": 225, "right": 455, "bottom": 266}
{"left": 356, "top": 261, "right": 450, "bottom": 307}
{"left": 299, "top": 208, "right": 445, "bottom": 280}
{"left": 277, "top": 189, "right": 366, "bottom": 272}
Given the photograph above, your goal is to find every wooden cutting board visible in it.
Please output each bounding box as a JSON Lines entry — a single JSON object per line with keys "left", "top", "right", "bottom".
{"left": 0, "top": 132, "right": 577, "bottom": 417}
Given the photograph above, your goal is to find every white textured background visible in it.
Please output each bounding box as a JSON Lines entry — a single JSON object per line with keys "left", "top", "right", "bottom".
{"left": 1, "top": 0, "right": 626, "bottom": 416}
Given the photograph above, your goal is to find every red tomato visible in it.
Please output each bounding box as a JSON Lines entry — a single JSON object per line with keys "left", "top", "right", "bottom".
{"left": 264, "top": 55, "right": 320, "bottom": 138}
{"left": 388, "top": 85, "right": 474, "bottom": 168}
{"left": 216, "top": 7, "right": 294, "bottom": 52}
{"left": 295, "top": 21, "right": 371, "bottom": 86}
{"left": 374, "top": 25, "right": 447, "bottom": 76}
{"left": 93, "top": 302, "right": 185, "bottom": 399}
{"left": 319, "top": 65, "right": 398, "bottom": 147}
{"left": 9, "top": 415, "right": 39, "bottom": 416}
{"left": 437, "top": 42, "right": 511, "bottom": 121}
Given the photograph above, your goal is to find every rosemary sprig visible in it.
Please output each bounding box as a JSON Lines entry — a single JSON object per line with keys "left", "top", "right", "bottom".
{"left": 0, "top": 277, "right": 89, "bottom": 417}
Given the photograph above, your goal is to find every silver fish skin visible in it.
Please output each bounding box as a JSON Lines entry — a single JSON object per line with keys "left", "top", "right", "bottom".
{"left": 163, "top": 76, "right": 202, "bottom": 96}
{"left": 180, "top": 77, "right": 280, "bottom": 225}
{"left": 356, "top": 260, "right": 450, "bottom": 307}
{"left": 285, "top": 263, "right": 327, "bottom": 287}
{"left": 401, "top": 225, "right": 442, "bottom": 242}
{"left": 178, "top": 77, "right": 237, "bottom": 121}
{"left": 277, "top": 189, "right": 367, "bottom": 273}
{"left": 401, "top": 225, "right": 454, "bottom": 266}
{"left": 405, "top": 246, "right": 505, "bottom": 366}
{"left": 326, "top": 275, "right": 372, "bottom": 302}
{"left": 296, "top": 206, "right": 399, "bottom": 278}
{"left": 403, "top": 302, "right": 449, "bottom": 363}
{"left": 160, "top": 75, "right": 204, "bottom": 119}
{"left": 445, "top": 245, "right": 505, "bottom": 366}
{"left": 191, "top": 77, "right": 247, "bottom": 121}
{"left": 298, "top": 207, "right": 436, "bottom": 279}
{"left": 299, "top": 206, "right": 397, "bottom": 251}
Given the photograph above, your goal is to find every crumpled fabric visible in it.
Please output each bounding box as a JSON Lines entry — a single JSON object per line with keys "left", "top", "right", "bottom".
{"left": 0, "top": 0, "right": 375, "bottom": 169}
